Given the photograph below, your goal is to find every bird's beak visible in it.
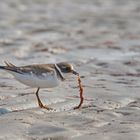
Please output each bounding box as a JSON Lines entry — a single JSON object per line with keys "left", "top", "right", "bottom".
{"left": 72, "top": 70, "right": 79, "bottom": 76}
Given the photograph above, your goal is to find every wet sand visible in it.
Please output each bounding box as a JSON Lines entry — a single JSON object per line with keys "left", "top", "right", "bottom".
{"left": 0, "top": 0, "right": 140, "bottom": 139}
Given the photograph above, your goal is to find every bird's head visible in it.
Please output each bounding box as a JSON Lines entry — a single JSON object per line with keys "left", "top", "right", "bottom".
{"left": 57, "top": 62, "right": 79, "bottom": 75}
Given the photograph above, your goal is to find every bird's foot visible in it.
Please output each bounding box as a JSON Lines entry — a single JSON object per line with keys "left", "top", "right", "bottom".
{"left": 38, "top": 102, "right": 53, "bottom": 110}
{"left": 73, "top": 105, "right": 81, "bottom": 110}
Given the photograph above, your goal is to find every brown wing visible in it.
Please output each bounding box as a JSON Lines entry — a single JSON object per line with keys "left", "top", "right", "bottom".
{"left": 19, "top": 64, "right": 55, "bottom": 75}
{"left": 3, "top": 62, "right": 54, "bottom": 75}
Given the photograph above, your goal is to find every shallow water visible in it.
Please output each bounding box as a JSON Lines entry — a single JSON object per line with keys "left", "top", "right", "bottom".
{"left": 0, "top": 0, "right": 140, "bottom": 140}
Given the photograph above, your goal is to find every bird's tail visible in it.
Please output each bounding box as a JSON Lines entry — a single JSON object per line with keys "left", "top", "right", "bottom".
{"left": 0, "top": 65, "right": 14, "bottom": 74}
{"left": 0, "top": 65, "right": 7, "bottom": 70}
{"left": 0, "top": 61, "right": 16, "bottom": 70}
{"left": 0, "top": 65, "right": 14, "bottom": 72}
{"left": 0, "top": 65, "right": 22, "bottom": 74}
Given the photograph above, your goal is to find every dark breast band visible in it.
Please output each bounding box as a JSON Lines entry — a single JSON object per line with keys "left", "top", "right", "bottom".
{"left": 54, "top": 64, "right": 65, "bottom": 81}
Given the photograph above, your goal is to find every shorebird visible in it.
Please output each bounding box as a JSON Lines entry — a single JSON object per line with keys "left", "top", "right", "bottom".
{"left": 0, "top": 61, "right": 82, "bottom": 110}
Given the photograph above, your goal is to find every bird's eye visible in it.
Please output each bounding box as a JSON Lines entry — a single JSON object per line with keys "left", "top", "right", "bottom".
{"left": 66, "top": 67, "right": 71, "bottom": 71}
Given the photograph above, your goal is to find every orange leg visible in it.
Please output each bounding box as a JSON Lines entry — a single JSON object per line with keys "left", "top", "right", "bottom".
{"left": 74, "top": 76, "right": 84, "bottom": 109}
{"left": 35, "top": 88, "right": 52, "bottom": 110}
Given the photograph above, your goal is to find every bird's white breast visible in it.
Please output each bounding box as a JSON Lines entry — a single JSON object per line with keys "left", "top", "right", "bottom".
{"left": 12, "top": 71, "right": 60, "bottom": 88}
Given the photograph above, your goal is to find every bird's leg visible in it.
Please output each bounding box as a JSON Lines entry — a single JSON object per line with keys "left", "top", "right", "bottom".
{"left": 74, "top": 75, "right": 84, "bottom": 109}
{"left": 35, "top": 88, "right": 52, "bottom": 110}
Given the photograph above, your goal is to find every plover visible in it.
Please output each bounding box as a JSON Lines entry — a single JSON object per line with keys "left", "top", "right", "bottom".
{"left": 0, "top": 61, "right": 83, "bottom": 110}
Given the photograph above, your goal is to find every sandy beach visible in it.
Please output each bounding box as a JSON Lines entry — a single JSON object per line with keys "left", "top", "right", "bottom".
{"left": 0, "top": 0, "right": 140, "bottom": 139}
